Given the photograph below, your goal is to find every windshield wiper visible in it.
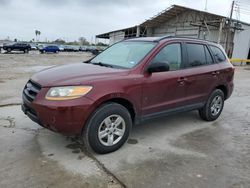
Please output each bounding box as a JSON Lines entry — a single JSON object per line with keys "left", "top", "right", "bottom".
{"left": 92, "top": 62, "right": 113, "bottom": 68}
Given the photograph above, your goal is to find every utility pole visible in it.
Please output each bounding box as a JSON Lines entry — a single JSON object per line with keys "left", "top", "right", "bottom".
{"left": 225, "top": 0, "right": 235, "bottom": 57}
{"left": 205, "top": 0, "right": 208, "bottom": 11}
{"left": 229, "top": 0, "right": 235, "bottom": 21}
{"left": 218, "top": 19, "right": 224, "bottom": 44}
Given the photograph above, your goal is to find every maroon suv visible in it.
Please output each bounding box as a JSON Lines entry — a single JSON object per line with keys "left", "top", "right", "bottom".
{"left": 22, "top": 37, "right": 234, "bottom": 153}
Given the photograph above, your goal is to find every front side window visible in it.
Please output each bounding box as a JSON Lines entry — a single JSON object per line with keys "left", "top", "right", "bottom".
{"left": 151, "top": 43, "right": 182, "bottom": 71}
{"left": 90, "top": 41, "right": 156, "bottom": 69}
{"left": 210, "top": 45, "right": 226, "bottom": 63}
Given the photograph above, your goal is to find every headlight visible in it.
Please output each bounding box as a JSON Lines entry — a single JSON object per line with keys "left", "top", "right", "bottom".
{"left": 46, "top": 86, "right": 92, "bottom": 100}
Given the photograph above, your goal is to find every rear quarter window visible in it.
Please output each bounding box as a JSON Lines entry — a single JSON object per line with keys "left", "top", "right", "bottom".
{"left": 209, "top": 46, "right": 226, "bottom": 63}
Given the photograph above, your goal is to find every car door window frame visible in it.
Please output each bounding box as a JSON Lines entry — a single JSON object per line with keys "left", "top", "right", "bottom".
{"left": 147, "top": 42, "right": 185, "bottom": 72}
{"left": 204, "top": 45, "right": 215, "bottom": 65}
{"left": 182, "top": 42, "right": 215, "bottom": 69}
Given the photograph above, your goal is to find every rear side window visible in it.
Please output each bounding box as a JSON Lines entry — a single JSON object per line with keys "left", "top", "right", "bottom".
{"left": 151, "top": 43, "right": 182, "bottom": 71}
{"left": 210, "top": 46, "right": 226, "bottom": 62}
{"left": 186, "top": 44, "right": 207, "bottom": 67}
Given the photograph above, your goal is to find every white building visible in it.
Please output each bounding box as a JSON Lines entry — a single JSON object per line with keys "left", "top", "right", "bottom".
{"left": 96, "top": 5, "right": 250, "bottom": 59}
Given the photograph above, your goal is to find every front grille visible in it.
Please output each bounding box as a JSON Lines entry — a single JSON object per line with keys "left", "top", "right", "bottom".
{"left": 23, "top": 80, "right": 41, "bottom": 102}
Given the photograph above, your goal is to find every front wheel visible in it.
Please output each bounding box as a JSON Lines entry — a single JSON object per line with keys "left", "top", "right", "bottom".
{"left": 199, "top": 89, "right": 224, "bottom": 121}
{"left": 82, "top": 103, "right": 132, "bottom": 154}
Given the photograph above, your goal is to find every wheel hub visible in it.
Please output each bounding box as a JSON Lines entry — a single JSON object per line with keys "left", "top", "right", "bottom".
{"left": 98, "top": 115, "right": 126, "bottom": 146}
{"left": 210, "top": 95, "right": 223, "bottom": 116}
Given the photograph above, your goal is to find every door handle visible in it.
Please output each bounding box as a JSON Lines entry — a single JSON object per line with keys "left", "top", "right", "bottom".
{"left": 177, "top": 77, "right": 188, "bottom": 85}
{"left": 178, "top": 77, "right": 188, "bottom": 82}
{"left": 212, "top": 71, "right": 220, "bottom": 76}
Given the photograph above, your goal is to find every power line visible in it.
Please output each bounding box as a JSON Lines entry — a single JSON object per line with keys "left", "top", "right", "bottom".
{"left": 234, "top": 0, "right": 250, "bottom": 19}
{"left": 238, "top": 0, "right": 250, "bottom": 3}
{"left": 235, "top": 0, "right": 250, "bottom": 7}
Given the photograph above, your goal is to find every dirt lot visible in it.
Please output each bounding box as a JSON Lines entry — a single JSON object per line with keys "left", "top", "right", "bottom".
{"left": 0, "top": 52, "right": 249, "bottom": 188}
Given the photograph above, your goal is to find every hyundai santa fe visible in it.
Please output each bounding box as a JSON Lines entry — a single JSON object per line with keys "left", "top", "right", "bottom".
{"left": 22, "top": 36, "right": 234, "bottom": 154}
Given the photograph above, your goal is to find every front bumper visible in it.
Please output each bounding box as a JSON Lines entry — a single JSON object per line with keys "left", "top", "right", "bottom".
{"left": 22, "top": 87, "right": 94, "bottom": 136}
{"left": 22, "top": 103, "right": 41, "bottom": 125}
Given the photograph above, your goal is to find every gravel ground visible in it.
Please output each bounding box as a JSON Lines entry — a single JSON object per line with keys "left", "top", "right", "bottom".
{"left": 0, "top": 52, "right": 249, "bottom": 188}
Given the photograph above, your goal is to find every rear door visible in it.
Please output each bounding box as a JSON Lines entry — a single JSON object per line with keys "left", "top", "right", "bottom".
{"left": 209, "top": 45, "right": 235, "bottom": 98}
{"left": 182, "top": 42, "right": 220, "bottom": 105}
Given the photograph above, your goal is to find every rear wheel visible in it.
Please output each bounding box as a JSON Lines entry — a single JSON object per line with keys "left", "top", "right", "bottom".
{"left": 199, "top": 89, "right": 224, "bottom": 121}
{"left": 82, "top": 103, "right": 132, "bottom": 154}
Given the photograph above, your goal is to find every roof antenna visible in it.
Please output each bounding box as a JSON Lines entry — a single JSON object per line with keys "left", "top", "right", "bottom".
{"left": 205, "top": 0, "right": 208, "bottom": 11}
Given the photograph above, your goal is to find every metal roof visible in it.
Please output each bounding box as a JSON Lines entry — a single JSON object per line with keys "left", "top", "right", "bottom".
{"left": 96, "top": 26, "right": 138, "bottom": 39}
{"left": 96, "top": 4, "right": 250, "bottom": 39}
{"left": 140, "top": 5, "right": 225, "bottom": 27}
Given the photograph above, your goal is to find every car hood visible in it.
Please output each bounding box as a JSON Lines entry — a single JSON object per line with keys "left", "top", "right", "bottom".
{"left": 31, "top": 63, "right": 129, "bottom": 87}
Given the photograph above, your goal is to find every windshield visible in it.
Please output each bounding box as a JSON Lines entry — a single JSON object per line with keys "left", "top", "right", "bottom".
{"left": 90, "top": 41, "right": 156, "bottom": 69}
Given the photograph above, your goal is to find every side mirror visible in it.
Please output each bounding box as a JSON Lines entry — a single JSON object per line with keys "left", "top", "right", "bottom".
{"left": 147, "top": 62, "right": 170, "bottom": 73}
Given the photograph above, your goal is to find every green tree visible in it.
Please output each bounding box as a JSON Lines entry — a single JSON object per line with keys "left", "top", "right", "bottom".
{"left": 79, "top": 37, "right": 89, "bottom": 45}
{"left": 35, "top": 30, "right": 41, "bottom": 42}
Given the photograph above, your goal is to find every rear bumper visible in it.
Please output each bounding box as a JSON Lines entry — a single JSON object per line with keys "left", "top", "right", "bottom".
{"left": 226, "top": 81, "right": 234, "bottom": 99}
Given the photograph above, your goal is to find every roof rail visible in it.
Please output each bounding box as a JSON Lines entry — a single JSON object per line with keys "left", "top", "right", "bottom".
{"left": 157, "top": 35, "right": 217, "bottom": 43}
{"left": 154, "top": 35, "right": 174, "bottom": 41}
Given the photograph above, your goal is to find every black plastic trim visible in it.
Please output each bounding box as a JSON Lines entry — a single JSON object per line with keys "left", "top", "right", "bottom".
{"left": 135, "top": 103, "right": 205, "bottom": 124}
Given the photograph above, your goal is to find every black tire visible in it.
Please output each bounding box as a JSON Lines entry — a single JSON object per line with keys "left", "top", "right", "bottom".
{"left": 24, "top": 49, "right": 28, "bottom": 53}
{"left": 7, "top": 48, "right": 11, "bottom": 53}
{"left": 199, "top": 89, "right": 224, "bottom": 121}
{"left": 82, "top": 102, "right": 132, "bottom": 154}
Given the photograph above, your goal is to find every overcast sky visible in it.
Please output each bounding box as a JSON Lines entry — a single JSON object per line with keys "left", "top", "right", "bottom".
{"left": 0, "top": 0, "right": 249, "bottom": 42}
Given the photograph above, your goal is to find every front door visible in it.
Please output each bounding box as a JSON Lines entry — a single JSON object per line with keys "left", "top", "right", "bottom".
{"left": 141, "top": 43, "right": 189, "bottom": 116}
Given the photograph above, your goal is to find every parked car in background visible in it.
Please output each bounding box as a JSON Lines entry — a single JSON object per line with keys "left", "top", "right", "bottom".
{"left": 39, "top": 45, "right": 60, "bottom": 53}
{"left": 85, "top": 46, "right": 99, "bottom": 55}
{"left": 91, "top": 48, "right": 99, "bottom": 55}
{"left": 85, "top": 46, "right": 94, "bottom": 52}
{"left": 73, "top": 45, "right": 80, "bottom": 52}
{"left": 58, "top": 45, "right": 65, "bottom": 52}
{"left": 3, "top": 42, "right": 31, "bottom": 53}
{"left": 79, "top": 46, "right": 87, "bottom": 52}
{"left": 30, "top": 43, "right": 38, "bottom": 50}
{"left": 63, "top": 45, "right": 80, "bottom": 52}
{"left": 22, "top": 36, "right": 234, "bottom": 154}
{"left": 63, "top": 45, "right": 74, "bottom": 52}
